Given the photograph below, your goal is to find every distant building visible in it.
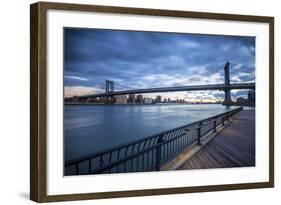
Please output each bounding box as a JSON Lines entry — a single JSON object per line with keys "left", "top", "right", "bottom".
{"left": 248, "top": 90, "right": 255, "bottom": 105}
{"left": 179, "top": 99, "right": 185, "bottom": 104}
{"left": 86, "top": 98, "right": 92, "bottom": 103}
{"left": 115, "top": 95, "right": 127, "bottom": 104}
{"left": 136, "top": 94, "right": 144, "bottom": 104}
{"left": 234, "top": 90, "right": 256, "bottom": 106}
{"left": 236, "top": 97, "right": 248, "bottom": 105}
{"left": 155, "top": 96, "right": 162, "bottom": 103}
{"left": 144, "top": 97, "right": 153, "bottom": 104}
{"left": 73, "top": 96, "right": 79, "bottom": 102}
{"left": 98, "top": 96, "right": 109, "bottom": 104}
{"left": 128, "top": 94, "right": 136, "bottom": 104}
{"left": 109, "top": 96, "right": 116, "bottom": 104}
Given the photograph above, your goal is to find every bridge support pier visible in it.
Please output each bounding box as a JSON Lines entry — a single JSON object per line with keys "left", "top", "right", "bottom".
{"left": 223, "top": 89, "right": 232, "bottom": 105}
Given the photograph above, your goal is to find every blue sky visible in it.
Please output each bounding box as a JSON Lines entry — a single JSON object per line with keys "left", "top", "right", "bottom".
{"left": 64, "top": 28, "right": 255, "bottom": 101}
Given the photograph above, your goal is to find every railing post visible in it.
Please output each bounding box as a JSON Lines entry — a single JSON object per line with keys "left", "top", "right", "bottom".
{"left": 197, "top": 122, "right": 202, "bottom": 145}
{"left": 156, "top": 135, "right": 164, "bottom": 171}
{"left": 213, "top": 120, "right": 217, "bottom": 132}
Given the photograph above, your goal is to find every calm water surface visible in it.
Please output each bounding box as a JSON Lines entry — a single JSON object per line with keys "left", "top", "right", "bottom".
{"left": 64, "top": 104, "right": 238, "bottom": 161}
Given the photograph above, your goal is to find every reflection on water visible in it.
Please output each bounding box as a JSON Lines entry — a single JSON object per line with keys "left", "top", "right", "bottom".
{"left": 64, "top": 104, "right": 238, "bottom": 161}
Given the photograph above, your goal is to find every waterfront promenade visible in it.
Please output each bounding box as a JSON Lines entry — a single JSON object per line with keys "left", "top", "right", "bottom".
{"left": 177, "top": 109, "right": 255, "bottom": 170}
{"left": 65, "top": 107, "right": 251, "bottom": 175}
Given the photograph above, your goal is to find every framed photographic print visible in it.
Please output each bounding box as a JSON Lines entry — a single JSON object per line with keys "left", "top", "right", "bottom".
{"left": 30, "top": 1, "right": 274, "bottom": 202}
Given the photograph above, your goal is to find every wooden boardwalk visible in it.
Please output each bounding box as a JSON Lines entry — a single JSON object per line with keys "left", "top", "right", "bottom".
{"left": 178, "top": 109, "right": 255, "bottom": 170}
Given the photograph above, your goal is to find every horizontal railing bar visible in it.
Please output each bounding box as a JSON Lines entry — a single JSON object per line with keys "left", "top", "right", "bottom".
{"left": 184, "top": 119, "right": 217, "bottom": 131}
{"left": 90, "top": 144, "right": 160, "bottom": 174}
{"left": 65, "top": 106, "right": 242, "bottom": 167}
{"left": 184, "top": 111, "right": 236, "bottom": 131}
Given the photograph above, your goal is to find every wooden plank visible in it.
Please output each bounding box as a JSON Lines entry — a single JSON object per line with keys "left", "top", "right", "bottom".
{"left": 178, "top": 110, "right": 255, "bottom": 170}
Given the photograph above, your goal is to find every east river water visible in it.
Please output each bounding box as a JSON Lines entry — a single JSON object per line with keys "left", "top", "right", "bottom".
{"left": 64, "top": 104, "right": 238, "bottom": 161}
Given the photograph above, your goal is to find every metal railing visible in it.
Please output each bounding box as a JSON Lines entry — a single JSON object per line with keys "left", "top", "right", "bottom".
{"left": 65, "top": 107, "right": 242, "bottom": 175}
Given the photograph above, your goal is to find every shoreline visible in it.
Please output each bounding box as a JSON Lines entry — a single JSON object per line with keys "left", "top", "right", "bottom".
{"left": 64, "top": 102, "right": 255, "bottom": 107}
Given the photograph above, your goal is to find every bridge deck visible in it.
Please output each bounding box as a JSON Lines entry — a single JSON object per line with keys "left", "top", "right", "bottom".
{"left": 178, "top": 109, "right": 255, "bottom": 170}
{"left": 76, "top": 83, "right": 255, "bottom": 99}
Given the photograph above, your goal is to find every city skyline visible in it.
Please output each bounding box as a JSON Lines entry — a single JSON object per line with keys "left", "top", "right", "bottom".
{"left": 64, "top": 28, "right": 255, "bottom": 101}
{"left": 66, "top": 91, "right": 255, "bottom": 106}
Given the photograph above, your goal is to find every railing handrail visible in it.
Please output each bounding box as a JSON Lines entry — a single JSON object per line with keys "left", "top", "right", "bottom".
{"left": 185, "top": 119, "right": 216, "bottom": 131}
{"left": 65, "top": 106, "right": 242, "bottom": 167}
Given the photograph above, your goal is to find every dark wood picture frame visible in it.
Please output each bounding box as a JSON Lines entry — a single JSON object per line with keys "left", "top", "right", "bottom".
{"left": 30, "top": 1, "right": 274, "bottom": 202}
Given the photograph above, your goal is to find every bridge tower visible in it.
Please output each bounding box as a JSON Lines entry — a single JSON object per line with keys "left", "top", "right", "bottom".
{"left": 105, "top": 80, "right": 114, "bottom": 93}
{"left": 105, "top": 80, "right": 115, "bottom": 104}
{"left": 223, "top": 62, "right": 232, "bottom": 105}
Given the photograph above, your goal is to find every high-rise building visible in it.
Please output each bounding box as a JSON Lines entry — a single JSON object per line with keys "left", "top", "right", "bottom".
{"left": 179, "top": 99, "right": 185, "bottom": 104}
{"left": 136, "top": 94, "right": 144, "bottom": 104}
{"left": 248, "top": 90, "right": 255, "bottom": 105}
{"left": 236, "top": 97, "right": 247, "bottom": 105}
{"left": 72, "top": 96, "right": 79, "bottom": 102}
{"left": 144, "top": 97, "right": 153, "bottom": 104}
{"left": 98, "top": 97, "right": 108, "bottom": 103}
{"left": 128, "top": 94, "right": 136, "bottom": 104}
{"left": 115, "top": 95, "right": 127, "bottom": 104}
{"left": 155, "top": 95, "right": 162, "bottom": 103}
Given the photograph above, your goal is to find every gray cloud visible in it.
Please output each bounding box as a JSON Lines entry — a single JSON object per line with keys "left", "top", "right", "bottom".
{"left": 64, "top": 28, "right": 255, "bottom": 99}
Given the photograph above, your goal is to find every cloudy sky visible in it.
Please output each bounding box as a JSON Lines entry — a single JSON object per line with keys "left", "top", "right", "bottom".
{"left": 64, "top": 28, "right": 255, "bottom": 101}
